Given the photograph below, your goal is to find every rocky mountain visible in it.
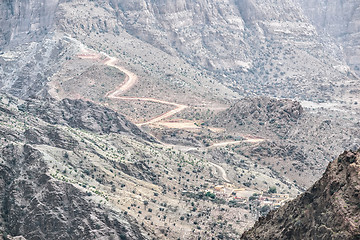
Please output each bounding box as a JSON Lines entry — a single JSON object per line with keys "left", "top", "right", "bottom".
{"left": 1, "top": 0, "right": 359, "bottom": 102}
{"left": 241, "top": 149, "right": 360, "bottom": 240}
{"left": 210, "top": 97, "right": 360, "bottom": 187}
{"left": 0, "top": 144, "right": 147, "bottom": 240}
{"left": 3, "top": 93, "right": 297, "bottom": 239}
{"left": 0, "top": 94, "right": 155, "bottom": 239}
{"left": 20, "top": 97, "right": 154, "bottom": 142}
{"left": 0, "top": 0, "right": 359, "bottom": 239}
{"left": 297, "top": 0, "right": 360, "bottom": 75}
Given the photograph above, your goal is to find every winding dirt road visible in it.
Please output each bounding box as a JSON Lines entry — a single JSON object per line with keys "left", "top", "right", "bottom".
{"left": 209, "top": 162, "right": 231, "bottom": 183}
{"left": 78, "top": 48, "right": 187, "bottom": 125}
{"left": 105, "top": 57, "right": 138, "bottom": 97}
{"left": 167, "top": 136, "right": 265, "bottom": 183}
{"left": 210, "top": 138, "right": 264, "bottom": 148}
{"left": 75, "top": 42, "right": 267, "bottom": 184}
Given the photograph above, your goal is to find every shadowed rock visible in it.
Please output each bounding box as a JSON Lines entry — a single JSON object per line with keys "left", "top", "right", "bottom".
{"left": 242, "top": 149, "right": 360, "bottom": 240}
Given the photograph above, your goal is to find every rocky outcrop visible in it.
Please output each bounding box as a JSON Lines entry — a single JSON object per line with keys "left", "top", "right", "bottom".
{"left": 0, "top": 144, "right": 148, "bottom": 240}
{"left": 241, "top": 149, "right": 360, "bottom": 240}
{"left": 117, "top": 161, "right": 159, "bottom": 184}
{"left": 213, "top": 97, "right": 304, "bottom": 127}
{"left": 0, "top": 0, "right": 59, "bottom": 48}
{"left": 20, "top": 97, "right": 155, "bottom": 142}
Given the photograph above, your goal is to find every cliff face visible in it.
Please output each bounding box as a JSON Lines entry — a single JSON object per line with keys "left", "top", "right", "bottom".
{"left": 241, "top": 149, "right": 360, "bottom": 240}
{"left": 114, "top": 0, "right": 250, "bottom": 70}
{"left": 54, "top": 0, "right": 355, "bottom": 100}
{"left": 0, "top": 144, "right": 146, "bottom": 240}
{"left": 0, "top": 0, "right": 59, "bottom": 48}
{"left": 0, "top": 0, "right": 357, "bottom": 101}
{"left": 111, "top": 0, "right": 316, "bottom": 71}
{"left": 297, "top": 0, "right": 360, "bottom": 74}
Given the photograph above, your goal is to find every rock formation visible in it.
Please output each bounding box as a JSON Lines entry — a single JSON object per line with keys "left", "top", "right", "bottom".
{"left": 0, "top": 144, "right": 147, "bottom": 240}
{"left": 242, "top": 149, "right": 360, "bottom": 240}
{"left": 297, "top": 0, "right": 360, "bottom": 75}
{"left": 1, "top": 0, "right": 357, "bottom": 100}
{"left": 20, "top": 97, "right": 155, "bottom": 142}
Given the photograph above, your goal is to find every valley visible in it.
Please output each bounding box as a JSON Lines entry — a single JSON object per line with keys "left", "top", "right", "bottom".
{"left": 42, "top": 36, "right": 359, "bottom": 239}
{"left": 0, "top": 0, "right": 359, "bottom": 239}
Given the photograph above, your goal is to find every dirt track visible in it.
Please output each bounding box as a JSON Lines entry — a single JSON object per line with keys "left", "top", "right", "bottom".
{"left": 210, "top": 138, "right": 264, "bottom": 148}
{"left": 76, "top": 42, "right": 265, "bottom": 153}
{"left": 209, "top": 162, "right": 231, "bottom": 183}
{"left": 77, "top": 48, "right": 188, "bottom": 125}
{"left": 105, "top": 57, "right": 138, "bottom": 97}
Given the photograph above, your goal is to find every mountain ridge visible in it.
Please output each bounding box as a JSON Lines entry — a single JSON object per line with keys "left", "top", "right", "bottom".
{"left": 0, "top": 0, "right": 359, "bottom": 239}
{"left": 242, "top": 149, "right": 360, "bottom": 239}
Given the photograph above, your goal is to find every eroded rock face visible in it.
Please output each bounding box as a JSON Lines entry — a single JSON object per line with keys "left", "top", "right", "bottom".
{"left": 213, "top": 97, "right": 304, "bottom": 127}
{"left": 0, "top": 144, "right": 147, "bottom": 240}
{"left": 241, "top": 149, "right": 360, "bottom": 240}
{"left": 20, "top": 97, "right": 155, "bottom": 142}
{"left": 0, "top": 0, "right": 59, "bottom": 48}
{"left": 110, "top": 0, "right": 314, "bottom": 72}
{"left": 297, "top": 0, "right": 360, "bottom": 74}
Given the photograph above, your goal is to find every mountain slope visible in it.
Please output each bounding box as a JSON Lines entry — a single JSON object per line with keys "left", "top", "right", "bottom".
{"left": 0, "top": 144, "right": 147, "bottom": 240}
{"left": 99, "top": 0, "right": 352, "bottom": 100}
{"left": 3, "top": 93, "right": 293, "bottom": 239}
{"left": 241, "top": 149, "right": 360, "bottom": 240}
{"left": 210, "top": 97, "right": 360, "bottom": 187}
{"left": 1, "top": 0, "right": 358, "bottom": 102}
{"left": 297, "top": 0, "right": 360, "bottom": 75}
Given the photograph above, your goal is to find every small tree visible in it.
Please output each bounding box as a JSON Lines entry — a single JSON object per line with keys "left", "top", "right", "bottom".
{"left": 268, "top": 186, "right": 277, "bottom": 194}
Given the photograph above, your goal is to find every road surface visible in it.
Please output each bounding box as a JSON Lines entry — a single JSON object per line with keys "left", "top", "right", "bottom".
{"left": 209, "top": 162, "right": 231, "bottom": 183}
{"left": 77, "top": 46, "right": 188, "bottom": 125}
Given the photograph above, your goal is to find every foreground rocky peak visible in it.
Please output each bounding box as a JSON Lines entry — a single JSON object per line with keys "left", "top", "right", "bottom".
{"left": 0, "top": 144, "right": 147, "bottom": 240}
{"left": 242, "top": 149, "right": 360, "bottom": 240}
